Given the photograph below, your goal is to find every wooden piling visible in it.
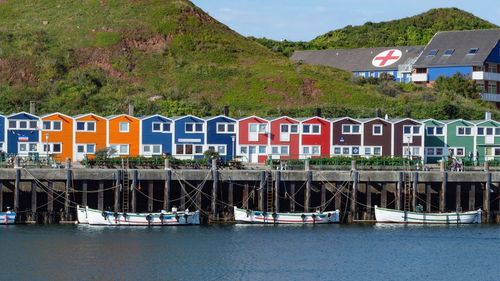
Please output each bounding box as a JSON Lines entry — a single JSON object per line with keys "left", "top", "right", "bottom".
{"left": 196, "top": 181, "right": 202, "bottom": 211}
{"left": 228, "top": 181, "right": 234, "bottom": 207}
{"left": 258, "top": 171, "right": 265, "bottom": 211}
{"left": 366, "top": 183, "right": 372, "bottom": 219}
{"left": 0, "top": 182, "right": 3, "bottom": 211}
{"left": 412, "top": 172, "right": 418, "bottom": 211}
{"left": 31, "top": 181, "right": 37, "bottom": 220}
{"left": 211, "top": 158, "right": 218, "bottom": 221}
{"left": 243, "top": 183, "right": 249, "bottom": 209}
{"left": 82, "top": 181, "right": 88, "bottom": 207}
{"left": 148, "top": 181, "right": 154, "bottom": 212}
{"left": 180, "top": 182, "right": 186, "bottom": 211}
{"left": 164, "top": 170, "right": 171, "bottom": 212}
{"left": 98, "top": 181, "right": 104, "bottom": 211}
{"left": 484, "top": 172, "right": 491, "bottom": 223}
{"left": 14, "top": 168, "right": 20, "bottom": 212}
{"left": 114, "top": 170, "right": 121, "bottom": 212}
{"left": 321, "top": 183, "right": 326, "bottom": 212}
{"left": 47, "top": 181, "right": 54, "bottom": 224}
{"left": 289, "top": 183, "right": 295, "bottom": 212}
{"left": 426, "top": 183, "right": 432, "bottom": 212}
{"left": 64, "top": 159, "right": 71, "bottom": 220}
{"left": 396, "top": 172, "right": 402, "bottom": 210}
{"left": 456, "top": 184, "right": 461, "bottom": 211}
{"left": 131, "top": 170, "right": 138, "bottom": 213}
{"left": 349, "top": 171, "right": 358, "bottom": 222}
{"left": 274, "top": 171, "right": 280, "bottom": 213}
{"left": 305, "top": 171, "right": 312, "bottom": 212}
{"left": 468, "top": 184, "right": 475, "bottom": 210}
{"left": 335, "top": 183, "right": 342, "bottom": 211}
{"left": 381, "top": 183, "right": 387, "bottom": 208}
{"left": 440, "top": 172, "right": 447, "bottom": 212}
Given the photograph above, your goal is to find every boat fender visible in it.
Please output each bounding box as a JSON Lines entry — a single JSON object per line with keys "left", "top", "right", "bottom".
{"left": 301, "top": 214, "right": 306, "bottom": 222}
{"left": 159, "top": 213, "right": 165, "bottom": 223}
{"left": 113, "top": 212, "right": 119, "bottom": 219}
{"left": 102, "top": 211, "right": 108, "bottom": 219}
{"left": 272, "top": 212, "right": 277, "bottom": 224}
{"left": 184, "top": 213, "right": 189, "bottom": 223}
{"left": 123, "top": 213, "right": 128, "bottom": 221}
{"left": 246, "top": 209, "right": 251, "bottom": 217}
{"left": 312, "top": 213, "right": 317, "bottom": 224}
{"left": 175, "top": 214, "right": 180, "bottom": 222}
{"left": 146, "top": 214, "right": 153, "bottom": 223}
{"left": 327, "top": 213, "right": 332, "bottom": 218}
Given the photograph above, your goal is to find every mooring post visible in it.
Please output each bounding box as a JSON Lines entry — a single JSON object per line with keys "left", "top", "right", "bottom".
{"left": 64, "top": 158, "right": 72, "bottom": 221}
{"left": 412, "top": 172, "right": 418, "bottom": 211}
{"left": 289, "top": 183, "right": 295, "bottom": 212}
{"left": 321, "top": 183, "right": 326, "bottom": 212}
{"left": 380, "top": 183, "right": 387, "bottom": 208}
{"left": 228, "top": 180, "right": 234, "bottom": 207}
{"left": 82, "top": 181, "right": 88, "bottom": 207}
{"left": 180, "top": 182, "right": 186, "bottom": 211}
{"left": 484, "top": 170, "right": 491, "bottom": 223}
{"left": 396, "top": 172, "right": 403, "bottom": 210}
{"left": 98, "top": 181, "right": 104, "bottom": 211}
{"left": 258, "top": 171, "right": 265, "bottom": 211}
{"left": 14, "top": 167, "right": 20, "bottom": 213}
{"left": 426, "top": 183, "right": 432, "bottom": 212}
{"left": 148, "top": 181, "right": 154, "bottom": 212}
{"left": 440, "top": 172, "right": 448, "bottom": 212}
{"left": 456, "top": 184, "right": 461, "bottom": 211}
{"left": 349, "top": 171, "right": 359, "bottom": 223}
{"left": 114, "top": 170, "right": 121, "bottom": 212}
{"left": 366, "top": 183, "right": 372, "bottom": 220}
{"left": 274, "top": 170, "right": 280, "bottom": 213}
{"left": 305, "top": 164, "right": 312, "bottom": 212}
{"left": 164, "top": 160, "right": 171, "bottom": 211}
{"left": 469, "top": 184, "right": 475, "bottom": 210}
{"left": 196, "top": 181, "right": 202, "bottom": 211}
{"left": 131, "top": 170, "right": 138, "bottom": 213}
{"left": 47, "top": 181, "right": 54, "bottom": 224}
{"left": 335, "top": 183, "right": 342, "bottom": 211}
{"left": 211, "top": 158, "right": 218, "bottom": 221}
{"left": 243, "top": 183, "right": 249, "bottom": 209}
{"left": 30, "top": 181, "right": 37, "bottom": 222}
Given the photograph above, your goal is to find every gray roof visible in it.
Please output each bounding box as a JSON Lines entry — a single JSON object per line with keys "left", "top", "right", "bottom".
{"left": 291, "top": 46, "right": 424, "bottom": 72}
{"left": 414, "top": 29, "right": 500, "bottom": 68}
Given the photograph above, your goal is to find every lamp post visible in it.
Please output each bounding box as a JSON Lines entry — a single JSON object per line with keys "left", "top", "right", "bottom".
{"left": 231, "top": 135, "right": 236, "bottom": 161}
{"left": 45, "top": 132, "right": 49, "bottom": 163}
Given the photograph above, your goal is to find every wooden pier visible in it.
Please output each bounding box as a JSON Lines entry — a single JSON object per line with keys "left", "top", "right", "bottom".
{"left": 1, "top": 159, "right": 499, "bottom": 224}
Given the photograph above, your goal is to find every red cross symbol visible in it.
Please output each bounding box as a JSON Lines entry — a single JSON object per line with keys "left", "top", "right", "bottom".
{"left": 372, "top": 49, "right": 402, "bottom": 67}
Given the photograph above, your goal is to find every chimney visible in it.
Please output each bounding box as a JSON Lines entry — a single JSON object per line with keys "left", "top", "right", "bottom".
{"left": 375, "top": 108, "right": 381, "bottom": 118}
{"left": 384, "top": 114, "right": 389, "bottom": 120}
{"left": 128, "top": 104, "right": 134, "bottom": 116}
{"left": 405, "top": 109, "right": 411, "bottom": 118}
{"left": 485, "top": 111, "right": 492, "bottom": 121}
{"left": 29, "top": 101, "right": 36, "bottom": 115}
{"left": 223, "top": 105, "right": 229, "bottom": 116}
{"left": 315, "top": 108, "right": 321, "bottom": 117}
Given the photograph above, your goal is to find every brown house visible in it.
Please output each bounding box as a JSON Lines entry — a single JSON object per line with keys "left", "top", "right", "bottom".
{"left": 361, "top": 117, "right": 392, "bottom": 157}
{"left": 392, "top": 118, "right": 424, "bottom": 158}
{"left": 331, "top": 117, "right": 362, "bottom": 156}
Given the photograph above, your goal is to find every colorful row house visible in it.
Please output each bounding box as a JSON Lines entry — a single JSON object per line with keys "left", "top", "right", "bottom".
{"left": 0, "top": 114, "right": 5, "bottom": 153}
{"left": 74, "top": 113, "right": 107, "bottom": 161}
{"left": 205, "top": 115, "right": 237, "bottom": 162}
{"left": 173, "top": 115, "right": 206, "bottom": 160}
{"left": 141, "top": 115, "right": 173, "bottom": 157}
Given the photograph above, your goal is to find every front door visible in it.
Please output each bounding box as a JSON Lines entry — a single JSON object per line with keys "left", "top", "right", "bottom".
{"left": 280, "top": 124, "right": 290, "bottom": 142}
{"left": 76, "top": 144, "right": 86, "bottom": 161}
{"left": 249, "top": 146, "right": 258, "bottom": 163}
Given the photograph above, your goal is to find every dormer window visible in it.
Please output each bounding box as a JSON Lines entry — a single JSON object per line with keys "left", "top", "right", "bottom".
{"left": 443, "top": 49, "right": 454, "bottom": 56}
{"left": 467, "top": 48, "right": 479, "bottom": 55}
{"left": 427, "top": 49, "right": 438, "bottom": 56}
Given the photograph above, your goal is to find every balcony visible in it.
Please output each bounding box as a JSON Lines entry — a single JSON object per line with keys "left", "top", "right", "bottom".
{"left": 411, "top": 73, "right": 428, "bottom": 82}
{"left": 472, "top": 71, "right": 500, "bottom": 82}
{"left": 481, "top": 93, "right": 500, "bottom": 103}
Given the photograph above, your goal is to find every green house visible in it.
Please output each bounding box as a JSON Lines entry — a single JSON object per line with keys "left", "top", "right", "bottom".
{"left": 444, "top": 119, "right": 475, "bottom": 161}
{"left": 471, "top": 119, "right": 500, "bottom": 163}
{"left": 423, "top": 119, "right": 446, "bottom": 163}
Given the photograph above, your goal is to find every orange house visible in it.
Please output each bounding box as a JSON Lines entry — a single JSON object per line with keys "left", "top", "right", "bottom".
{"left": 41, "top": 113, "right": 74, "bottom": 163}
{"left": 74, "top": 113, "right": 107, "bottom": 161}
{"left": 107, "top": 114, "right": 140, "bottom": 157}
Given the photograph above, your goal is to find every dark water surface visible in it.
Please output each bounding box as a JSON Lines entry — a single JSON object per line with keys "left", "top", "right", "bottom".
{"left": 0, "top": 224, "right": 498, "bottom": 281}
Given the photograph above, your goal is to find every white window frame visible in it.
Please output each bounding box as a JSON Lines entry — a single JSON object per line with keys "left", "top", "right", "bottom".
{"left": 76, "top": 121, "right": 96, "bottom": 132}
{"left": 372, "top": 125, "right": 383, "bottom": 136}
{"left": 8, "top": 120, "right": 39, "bottom": 130}
{"left": 119, "top": 122, "right": 130, "bottom": 133}
{"left": 302, "top": 145, "right": 321, "bottom": 156}
{"left": 207, "top": 144, "right": 227, "bottom": 155}
{"left": 18, "top": 142, "right": 38, "bottom": 155}
{"left": 425, "top": 147, "right": 445, "bottom": 156}
{"left": 403, "top": 125, "right": 421, "bottom": 136}
{"left": 152, "top": 122, "right": 171, "bottom": 133}
{"left": 77, "top": 143, "right": 96, "bottom": 155}
{"left": 110, "top": 144, "right": 129, "bottom": 156}
{"left": 43, "top": 143, "right": 62, "bottom": 153}
{"left": 403, "top": 146, "right": 421, "bottom": 157}
{"left": 185, "top": 122, "right": 204, "bottom": 133}
{"left": 456, "top": 126, "right": 472, "bottom": 136}
{"left": 363, "top": 146, "right": 382, "bottom": 156}
{"left": 426, "top": 126, "right": 444, "bottom": 136}
{"left": 216, "top": 122, "right": 235, "bottom": 134}
{"left": 302, "top": 124, "right": 321, "bottom": 135}
{"left": 43, "top": 120, "right": 62, "bottom": 131}
{"left": 331, "top": 146, "right": 361, "bottom": 156}
{"left": 270, "top": 145, "right": 289, "bottom": 155}
{"left": 280, "top": 124, "right": 299, "bottom": 134}
{"left": 175, "top": 144, "right": 204, "bottom": 155}
{"left": 342, "top": 124, "right": 361, "bottom": 135}
{"left": 142, "top": 144, "right": 162, "bottom": 156}
{"left": 448, "top": 147, "right": 465, "bottom": 157}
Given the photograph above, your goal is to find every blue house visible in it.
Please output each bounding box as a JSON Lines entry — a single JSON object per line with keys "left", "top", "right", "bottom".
{"left": 0, "top": 114, "right": 5, "bottom": 153}
{"left": 140, "top": 114, "right": 173, "bottom": 157}
{"left": 173, "top": 115, "right": 205, "bottom": 159}
{"left": 6, "top": 112, "right": 40, "bottom": 155}
{"left": 205, "top": 115, "right": 237, "bottom": 162}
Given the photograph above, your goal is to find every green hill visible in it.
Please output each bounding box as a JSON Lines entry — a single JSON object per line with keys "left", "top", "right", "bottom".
{"left": 0, "top": 1, "right": 497, "bottom": 119}
{"left": 255, "top": 8, "right": 498, "bottom": 56}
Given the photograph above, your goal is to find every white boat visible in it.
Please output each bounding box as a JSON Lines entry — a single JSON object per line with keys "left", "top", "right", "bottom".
{"left": 374, "top": 205, "right": 482, "bottom": 224}
{"left": 0, "top": 208, "right": 16, "bottom": 225}
{"left": 77, "top": 205, "right": 88, "bottom": 224}
{"left": 234, "top": 206, "right": 340, "bottom": 224}
{"left": 85, "top": 206, "right": 200, "bottom": 226}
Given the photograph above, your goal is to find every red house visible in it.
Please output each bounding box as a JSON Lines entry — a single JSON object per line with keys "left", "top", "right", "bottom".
{"left": 331, "top": 117, "right": 363, "bottom": 156}
{"left": 269, "top": 116, "right": 300, "bottom": 160}
{"left": 361, "top": 117, "right": 392, "bottom": 157}
{"left": 237, "top": 116, "right": 270, "bottom": 163}
{"left": 300, "top": 116, "right": 331, "bottom": 158}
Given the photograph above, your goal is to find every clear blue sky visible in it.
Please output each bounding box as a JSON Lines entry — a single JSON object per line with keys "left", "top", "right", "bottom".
{"left": 191, "top": 0, "right": 500, "bottom": 41}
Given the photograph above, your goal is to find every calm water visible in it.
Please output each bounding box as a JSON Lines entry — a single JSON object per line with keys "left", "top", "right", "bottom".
{"left": 0, "top": 224, "right": 498, "bottom": 281}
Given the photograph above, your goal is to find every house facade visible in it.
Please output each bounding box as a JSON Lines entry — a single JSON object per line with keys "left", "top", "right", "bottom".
{"left": 0, "top": 114, "right": 5, "bottom": 153}
{"left": 361, "top": 117, "right": 392, "bottom": 157}
{"left": 74, "top": 113, "right": 107, "bottom": 161}
{"left": 423, "top": 119, "right": 446, "bottom": 163}
{"left": 300, "top": 116, "right": 331, "bottom": 157}
{"left": 6, "top": 112, "right": 40, "bottom": 156}
{"left": 237, "top": 116, "right": 269, "bottom": 163}
{"left": 472, "top": 119, "right": 500, "bottom": 162}
{"left": 41, "top": 113, "right": 74, "bottom": 162}
{"left": 392, "top": 118, "right": 424, "bottom": 159}
{"left": 173, "top": 115, "right": 205, "bottom": 160}
{"left": 444, "top": 119, "right": 475, "bottom": 161}
{"left": 107, "top": 114, "right": 140, "bottom": 157}
{"left": 331, "top": 117, "right": 363, "bottom": 157}
{"left": 140, "top": 115, "right": 173, "bottom": 157}
{"left": 269, "top": 116, "right": 300, "bottom": 160}
{"left": 205, "top": 115, "right": 237, "bottom": 162}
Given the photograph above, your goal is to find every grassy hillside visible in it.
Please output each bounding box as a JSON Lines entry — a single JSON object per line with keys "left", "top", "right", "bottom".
{"left": 255, "top": 8, "right": 498, "bottom": 56}
{"left": 0, "top": 1, "right": 497, "bottom": 119}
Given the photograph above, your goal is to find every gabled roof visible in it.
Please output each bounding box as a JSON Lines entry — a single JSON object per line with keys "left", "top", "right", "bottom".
{"left": 297, "top": 116, "right": 330, "bottom": 123}
{"left": 237, "top": 115, "right": 269, "bottom": 123}
{"left": 443, "top": 119, "right": 474, "bottom": 126}
{"left": 171, "top": 114, "right": 204, "bottom": 122}
{"left": 40, "top": 112, "right": 73, "bottom": 120}
{"left": 203, "top": 115, "right": 237, "bottom": 122}
{"left": 420, "top": 118, "right": 446, "bottom": 125}
{"left": 390, "top": 118, "right": 423, "bottom": 125}
{"left": 7, "top": 111, "right": 39, "bottom": 119}
{"left": 291, "top": 46, "right": 424, "bottom": 72}
{"left": 331, "top": 117, "right": 362, "bottom": 124}
{"left": 469, "top": 119, "right": 500, "bottom": 126}
{"left": 269, "top": 116, "right": 300, "bottom": 123}
{"left": 358, "top": 117, "right": 392, "bottom": 124}
{"left": 73, "top": 113, "right": 106, "bottom": 120}
{"left": 414, "top": 29, "right": 500, "bottom": 68}
{"left": 107, "top": 114, "right": 140, "bottom": 121}
{"left": 140, "top": 114, "right": 172, "bottom": 121}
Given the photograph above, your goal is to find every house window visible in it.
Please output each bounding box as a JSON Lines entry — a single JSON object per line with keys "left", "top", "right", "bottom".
{"left": 43, "top": 121, "right": 62, "bottom": 131}
{"left": 18, "top": 142, "right": 38, "bottom": 154}
{"left": 216, "top": 123, "right": 235, "bottom": 133}
{"left": 333, "top": 147, "right": 341, "bottom": 155}
{"left": 302, "top": 146, "right": 320, "bottom": 156}
{"left": 110, "top": 144, "right": 129, "bottom": 155}
{"left": 43, "top": 143, "right": 62, "bottom": 153}
{"left": 457, "top": 126, "right": 472, "bottom": 136}
{"left": 259, "top": 146, "right": 266, "bottom": 154}
{"left": 403, "top": 147, "right": 421, "bottom": 157}
{"left": 302, "top": 124, "right": 320, "bottom": 134}
{"left": 143, "top": 144, "right": 162, "bottom": 155}
{"left": 403, "top": 125, "right": 420, "bottom": 135}
{"left": 152, "top": 122, "right": 171, "bottom": 133}
{"left": 373, "top": 147, "right": 381, "bottom": 156}
{"left": 240, "top": 146, "right": 248, "bottom": 154}
{"left": 427, "top": 126, "right": 444, "bottom": 136}
{"left": 280, "top": 124, "right": 299, "bottom": 134}
{"left": 443, "top": 49, "right": 454, "bottom": 56}
{"left": 467, "top": 48, "right": 478, "bottom": 55}
{"left": 29, "top": 121, "right": 37, "bottom": 129}
{"left": 426, "top": 147, "right": 445, "bottom": 156}
{"left": 175, "top": 144, "right": 203, "bottom": 155}
{"left": 271, "top": 146, "right": 289, "bottom": 155}
{"left": 8, "top": 120, "right": 16, "bottom": 128}
{"left": 208, "top": 145, "right": 227, "bottom": 155}
{"left": 427, "top": 49, "right": 438, "bottom": 56}
{"left": 76, "top": 121, "right": 96, "bottom": 132}
{"left": 185, "top": 123, "right": 204, "bottom": 133}
{"left": 342, "top": 124, "right": 360, "bottom": 134}
{"left": 119, "top": 122, "right": 129, "bottom": 133}
{"left": 372, "top": 125, "right": 383, "bottom": 136}
{"left": 495, "top": 128, "right": 500, "bottom": 136}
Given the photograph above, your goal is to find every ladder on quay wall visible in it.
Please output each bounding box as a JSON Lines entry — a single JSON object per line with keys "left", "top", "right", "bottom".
{"left": 266, "top": 171, "right": 273, "bottom": 213}
{"left": 403, "top": 171, "right": 412, "bottom": 212}
{"left": 122, "top": 170, "right": 130, "bottom": 213}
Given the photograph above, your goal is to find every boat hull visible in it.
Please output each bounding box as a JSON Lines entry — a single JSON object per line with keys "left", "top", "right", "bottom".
{"left": 234, "top": 206, "right": 340, "bottom": 224}
{"left": 0, "top": 211, "right": 16, "bottom": 225}
{"left": 85, "top": 207, "right": 200, "bottom": 226}
{"left": 374, "top": 206, "right": 481, "bottom": 224}
{"left": 77, "top": 205, "right": 88, "bottom": 224}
